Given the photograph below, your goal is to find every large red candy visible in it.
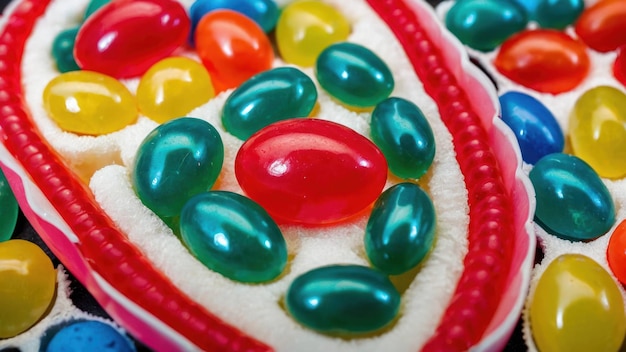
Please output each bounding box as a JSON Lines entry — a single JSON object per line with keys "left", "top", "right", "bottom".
{"left": 235, "top": 118, "right": 388, "bottom": 224}
{"left": 74, "top": 0, "right": 190, "bottom": 78}
{"left": 575, "top": 0, "right": 626, "bottom": 53}
{"left": 195, "top": 10, "right": 274, "bottom": 92}
{"left": 494, "top": 29, "right": 589, "bottom": 94}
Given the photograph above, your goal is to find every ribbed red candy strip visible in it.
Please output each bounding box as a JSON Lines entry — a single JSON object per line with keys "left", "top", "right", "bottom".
{"left": 367, "top": 0, "right": 515, "bottom": 350}
{"left": 0, "top": 1, "right": 270, "bottom": 351}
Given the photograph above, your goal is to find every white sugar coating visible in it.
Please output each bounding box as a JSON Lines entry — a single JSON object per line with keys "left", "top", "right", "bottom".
{"left": 22, "top": 0, "right": 472, "bottom": 350}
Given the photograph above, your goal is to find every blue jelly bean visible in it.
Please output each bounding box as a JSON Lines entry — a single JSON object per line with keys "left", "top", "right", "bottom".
{"left": 499, "top": 91, "right": 564, "bottom": 164}
{"left": 43, "top": 320, "right": 135, "bottom": 352}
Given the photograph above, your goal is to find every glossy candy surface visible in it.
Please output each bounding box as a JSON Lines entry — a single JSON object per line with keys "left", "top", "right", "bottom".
{"left": 494, "top": 29, "right": 589, "bottom": 94}
{"left": 285, "top": 265, "right": 400, "bottom": 334}
{"left": 189, "top": 0, "right": 279, "bottom": 44}
{"left": 370, "top": 97, "right": 435, "bottom": 179}
{"left": 529, "top": 153, "right": 614, "bottom": 241}
{"left": 0, "top": 169, "right": 17, "bottom": 242}
{"left": 74, "top": 0, "right": 190, "bottom": 78}
{"left": 222, "top": 67, "right": 317, "bottom": 140}
{"left": 530, "top": 254, "right": 626, "bottom": 352}
{"left": 364, "top": 183, "right": 436, "bottom": 275}
{"left": 43, "top": 71, "right": 137, "bottom": 135}
{"left": 445, "top": 0, "right": 527, "bottom": 52}
{"left": 132, "top": 118, "right": 224, "bottom": 219}
{"left": 499, "top": 91, "right": 564, "bottom": 164}
{"left": 615, "top": 47, "right": 626, "bottom": 87}
{"left": 276, "top": 0, "right": 351, "bottom": 67}
{"left": 533, "top": 0, "right": 584, "bottom": 29}
{"left": 569, "top": 86, "right": 626, "bottom": 179}
{"left": 316, "top": 42, "right": 394, "bottom": 108}
{"left": 195, "top": 10, "right": 274, "bottom": 92}
{"left": 575, "top": 0, "right": 626, "bottom": 53}
{"left": 180, "top": 191, "right": 287, "bottom": 283}
{"left": 235, "top": 119, "right": 387, "bottom": 224}
{"left": 136, "top": 57, "right": 215, "bottom": 124}
{"left": 83, "top": 0, "right": 111, "bottom": 20}
{"left": 608, "top": 219, "right": 626, "bottom": 285}
{"left": 0, "top": 240, "right": 56, "bottom": 338}
{"left": 52, "top": 26, "right": 80, "bottom": 73}
{"left": 44, "top": 320, "right": 135, "bottom": 352}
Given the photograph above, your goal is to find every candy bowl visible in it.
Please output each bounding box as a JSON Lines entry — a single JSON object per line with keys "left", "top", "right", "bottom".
{"left": 0, "top": 0, "right": 534, "bottom": 350}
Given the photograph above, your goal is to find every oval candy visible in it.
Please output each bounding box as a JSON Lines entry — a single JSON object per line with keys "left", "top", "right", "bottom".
{"left": 575, "top": 0, "right": 626, "bottom": 53}
{"left": 365, "top": 183, "right": 436, "bottom": 275}
{"left": 533, "top": 0, "right": 584, "bottom": 29}
{"left": 132, "top": 118, "right": 224, "bottom": 219}
{"left": 614, "top": 46, "right": 626, "bottom": 87}
{"left": 52, "top": 26, "right": 80, "bottom": 73}
{"left": 499, "top": 91, "right": 564, "bottom": 164}
{"left": 529, "top": 153, "right": 615, "bottom": 241}
{"left": 235, "top": 118, "right": 387, "bottom": 224}
{"left": 569, "top": 86, "right": 626, "bottom": 179}
{"left": 83, "top": 0, "right": 111, "bottom": 20}
{"left": 316, "top": 42, "right": 394, "bottom": 108}
{"left": 608, "top": 219, "right": 626, "bottom": 285}
{"left": 74, "top": 0, "right": 190, "bottom": 78}
{"left": 43, "top": 70, "right": 137, "bottom": 135}
{"left": 222, "top": 67, "right": 317, "bottom": 140}
{"left": 285, "top": 265, "right": 400, "bottom": 335}
{"left": 530, "top": 254, "right": 626, "bottom": 352}
{"left": 137, "top": 57, "right": 215, "bottom": 124}
{"left": 180, "top": 191, "right": 287, "bottom": 283}
{"left": 44, "top": 320, "right": 135, "bottom": 352}
{"left": 370, "top": 97, "right": 435, "bottom": 179}
{"left": 0, "top": 169, "right": 18, "bottom": 242}
{"left": 494, "top": 29, "right": 589, "bottom": 94}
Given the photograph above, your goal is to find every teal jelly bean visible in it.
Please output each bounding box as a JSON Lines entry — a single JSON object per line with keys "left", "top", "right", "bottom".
{"left": 285, "top": 265, "right": 400, "bottom": 335}
{"left": 364, "top": 183, "right": 436, "bottom": 275}
{"left": 132, "top": 117, "right": 224, "bottom": 219}
{"left": 222, "top": 67, "right": 317, "bottom": 140}
{"left": 371, "top": 97, "right": 435, "bottom": 179}
{"left": 84, "top": 0, "right": 112, "bottom": 20}
{"left": 445, "top": 0, "right": 528, "bottom": 52}
{"left": 0, "top": 169, "right": 18, "bottom": 242}
{"left": 180, "top": 191, "right": 287, "bottom": 283}
{"left": 316, "top": 42, "right": 394, "bottom": 108}
{"left": 519, "top": 0, "right": 584, "bottom": 29}
{"left": 52, "top": 27, "right": 80, "bottom": 73}
{"left": 529, "top": 153, "right": 615, "bottom": 241}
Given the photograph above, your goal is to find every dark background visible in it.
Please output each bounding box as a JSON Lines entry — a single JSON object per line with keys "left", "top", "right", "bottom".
{"left": 0, "top": 0, "right": 527, "bottom": 350}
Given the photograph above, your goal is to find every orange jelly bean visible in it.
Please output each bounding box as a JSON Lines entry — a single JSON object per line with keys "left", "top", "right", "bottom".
{"left": 575, "top": 0, "right": 626, "bottom": 53}
{"left": 608, "top": 219, "right": 626, "bottom": 285}
{"left": 195, "top": 10, "right": 274, "bottom": 92}
{"left": 494, "top": 29, "right": 589, "bottom": 94}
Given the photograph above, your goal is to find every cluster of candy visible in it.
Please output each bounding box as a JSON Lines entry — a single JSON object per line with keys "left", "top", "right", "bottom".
{"left": 44, "top": 0, "right": 441, "bottom": 336}
{"left": 445, "top": 0, "right": 626, "bottom": 350}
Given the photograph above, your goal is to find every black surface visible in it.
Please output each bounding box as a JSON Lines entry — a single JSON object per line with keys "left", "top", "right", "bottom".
{"left": 0, "top": 0, "right": 530, "bottom": 350}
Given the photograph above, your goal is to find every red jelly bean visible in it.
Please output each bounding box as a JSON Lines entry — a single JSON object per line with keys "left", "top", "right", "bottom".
{"left": 608, "top": 219, "right": 626, "bottom": 285}
{"left": 494, "top": 29, "right": 589, "bottom": 94}
{"left": 74, "top": 0, "right": 190, "bottom": 78}
{"left": 195, "top": 10, "right": 274, "bottom": 92}
{"left": 235, "top": 118, "right": 388, "bottom": 224}
{"left": 614, "top": 46, "right": 626, "bottom": 87}
{"left": 575, "top": 0, "right": 626, "bottom": 53}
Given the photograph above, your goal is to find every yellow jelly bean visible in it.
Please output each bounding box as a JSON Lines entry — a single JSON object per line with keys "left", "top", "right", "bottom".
{"left": 530, "top": 254, "right": 626, "bottom": 352}
{"left": 0, "top": 239, "right": 56, "bottom": 338}
{"left": 43, "top": 70, "right": 137, "bottom": 135}
{"left": 569, "top": 85, "right": 626, "bottom": 179}
{"left": 136, "top": 57, "right": 215, "bottom": 123}
{"left": 275, "top": 0, "right": 351, "bottom": 67}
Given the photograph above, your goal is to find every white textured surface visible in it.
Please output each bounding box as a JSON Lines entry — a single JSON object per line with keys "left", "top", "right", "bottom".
{"left": 19, "top": 0, "right": 471, "bottom": 351}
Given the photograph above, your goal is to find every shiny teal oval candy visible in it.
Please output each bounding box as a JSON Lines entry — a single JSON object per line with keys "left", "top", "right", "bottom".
{"left": 364, "top": 183, "right": 436, "bottom": 275}
{"left": 132, "top": 117, "right": 224, "bottom": 219}
{"left": 316, "top": 42, "right": 394, "bottom": 108}
{"left": 180, "top": 191, "right": 287, "bottom": 283}
{"left": 222, "top": 67, "right": 317, "bottom": 140}
{"left": 371, "top": 97, "right": 435, "bottom": 179}
{"left": 445, "top": 0, "right": 528, "bottom": 52}
{"left": 84, "top": 0, "right": 111, "bottom": 20}
{"left": 52, "top": 27, "right": 80, "bottom": 73}
{"left": 520, "top": 0, "right": 584, "bottom": 29}
{"left": 285, "top": 265, "right": 400, "bottom": 334}
{"left": 529, "top": 153, "right": 615, "bottom": 241}
{"left": 0, "top": 169, "right": 18, "bottom": 242}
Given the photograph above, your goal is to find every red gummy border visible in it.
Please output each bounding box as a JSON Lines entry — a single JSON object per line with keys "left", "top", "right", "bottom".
{"left": 0, "top": 0, "right": 514, "bottom": 351}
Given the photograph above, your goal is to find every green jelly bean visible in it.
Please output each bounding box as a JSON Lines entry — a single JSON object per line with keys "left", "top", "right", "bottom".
{"left": 52, "top": 27, "right": 80, "bottom": 73}
{"left": 0, "top": 169, "right": 18, "bottom": 242}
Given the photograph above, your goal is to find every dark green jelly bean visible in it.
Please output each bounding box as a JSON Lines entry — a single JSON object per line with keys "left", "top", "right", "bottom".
{"left": 52, "top": 27, "right": 80, "bottom": 73}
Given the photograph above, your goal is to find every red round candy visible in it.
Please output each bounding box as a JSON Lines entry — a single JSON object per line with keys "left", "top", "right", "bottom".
{"left": 195, "top": 10, "right": 274, "bottom": 92}
{"left": 608, "top": 219, "right": 626, "bottom": 285}
{"left": 494, "top": 29, "right": 589, "bottom": 94}
{"left": 614, "top": 46, "right": 626, "bottom": 87}
{"left": 74, "top": 0, "right": 190, "bottom": 78}
{"left": 235, "top": 118, "right": 388, "bottom": 224}
{"left": 575, "top": 0, "right": 626, "bottom": 53}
